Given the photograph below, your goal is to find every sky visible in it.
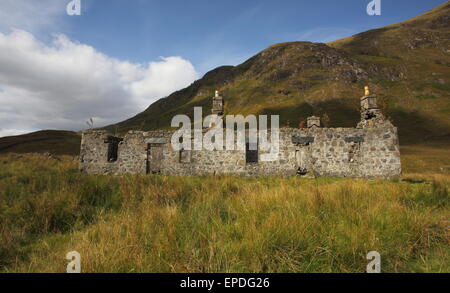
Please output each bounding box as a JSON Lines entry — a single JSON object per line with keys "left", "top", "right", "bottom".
{"left": 0, "top": 0, "right": 447, "bottom": 137}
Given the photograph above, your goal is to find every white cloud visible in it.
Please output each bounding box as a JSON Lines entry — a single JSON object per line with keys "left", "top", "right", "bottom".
{"left": 0, "top": 128, "right": 30, "bottom": 138}
{"left": 131, "top": 56, "right": 199, "bottom": 109}
{"left": 0, "top": 0, "right": 66, "bottom": 34}
{"left": 0, "top": 30, "right": 198, "bottom": 137}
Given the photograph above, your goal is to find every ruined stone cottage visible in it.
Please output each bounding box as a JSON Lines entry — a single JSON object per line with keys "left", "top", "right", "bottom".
{"left": 79, "top": 88, "right": 401, "bottom": 178}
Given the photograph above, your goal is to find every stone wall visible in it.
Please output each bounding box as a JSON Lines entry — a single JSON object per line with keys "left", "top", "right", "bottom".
{"left": 79, "top": 125, "right": 401, "bottom": 179}
{"left": 79, "top": 130, "right": 115, "bottom": 174}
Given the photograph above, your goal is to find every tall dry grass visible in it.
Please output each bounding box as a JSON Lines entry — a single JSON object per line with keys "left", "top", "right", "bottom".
{"left": 0, "top": 153, "right": 448, "bottom": 273}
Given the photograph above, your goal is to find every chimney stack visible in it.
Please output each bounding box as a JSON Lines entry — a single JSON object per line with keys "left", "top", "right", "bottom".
{"left": 211, "top": 90, "right": 224, "bottom": 116}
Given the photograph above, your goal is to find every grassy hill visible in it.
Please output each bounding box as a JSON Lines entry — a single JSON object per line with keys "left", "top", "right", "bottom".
{"left": 0, "top": 130, "right": 81, "bottom": 156}
{"left": 106, "top": 2, "right": 450, "bottom": 147}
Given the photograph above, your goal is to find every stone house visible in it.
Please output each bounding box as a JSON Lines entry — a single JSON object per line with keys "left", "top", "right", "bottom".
{"left": 79, "top": 89, "right": 401, "bottom": 178}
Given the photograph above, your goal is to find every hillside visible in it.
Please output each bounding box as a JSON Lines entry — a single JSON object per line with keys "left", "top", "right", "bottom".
{"left": 106, "top": 2, "right": 450, "bottom": 146}
{"left": 0, "top": 130, "right": 81, "bottom": 156}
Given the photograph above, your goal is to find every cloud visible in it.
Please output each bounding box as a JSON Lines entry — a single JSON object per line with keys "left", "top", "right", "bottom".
{"left": 0, "top": 128, "right": 30, "bottom": 138}
{"left": 0, "top": 30, "right": 198, "bottom": 137}
{"left": 0, "top": 0, "right": 66, "bottom": 34}
{"left": 130, "top": 56, "right": 198, "bottom": 109}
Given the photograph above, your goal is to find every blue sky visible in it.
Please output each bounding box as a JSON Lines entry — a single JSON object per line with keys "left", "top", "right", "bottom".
{"left": 0, "top": 0, "right": 447, "bottom": 137}
{"left": 63, "top": 0, "right": 447, "bottom": 74}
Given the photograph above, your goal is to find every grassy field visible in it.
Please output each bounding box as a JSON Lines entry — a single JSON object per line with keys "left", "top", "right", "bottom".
{"left": 0, "top": 144, "right": 448, "bottom": 273}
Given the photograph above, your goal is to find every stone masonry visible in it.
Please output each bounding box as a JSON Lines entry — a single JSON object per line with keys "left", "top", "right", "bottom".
{"left": 79, "top": 89, "right": 402, "bottom": 179}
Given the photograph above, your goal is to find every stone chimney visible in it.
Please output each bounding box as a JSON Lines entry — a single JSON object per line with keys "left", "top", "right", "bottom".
{"left": 211, "top": 90, "right": 224, "bottom": 116}
{"left": 307, "top": 116, "right": 321, "bottom": 128}
{"left": 358, "top": 86, "right": 386, "bottom": 128}
{"left": 361, "top": 86, "right": 378, "bottom": 112}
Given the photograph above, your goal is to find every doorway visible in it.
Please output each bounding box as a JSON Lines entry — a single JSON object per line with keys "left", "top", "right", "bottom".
{"left": 146, "top": 144, "right": 163, "bottom": 174}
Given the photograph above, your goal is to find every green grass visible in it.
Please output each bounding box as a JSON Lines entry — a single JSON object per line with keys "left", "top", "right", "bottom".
{"left": 416, "top": 94, "right": 438, "bottom": 100}
{"left": 0, "top": 153, "right": 448, "bottom": 273}
{"left": 414, "top": 82, "right": 450, "bottom": 92}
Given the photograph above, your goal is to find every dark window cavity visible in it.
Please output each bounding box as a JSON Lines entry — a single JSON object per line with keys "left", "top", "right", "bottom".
{"left": 105, "top": 136, "right": 123, "bottom": 163}
{"left": 246, "top": 142, "right": 258, "bottom": 164}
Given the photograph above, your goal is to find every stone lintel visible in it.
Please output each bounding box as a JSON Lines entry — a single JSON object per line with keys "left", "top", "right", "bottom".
{"left": 344, "top": 137, "right": 365, "bottom": 143}
{"left": 104, "top": 136, "right": 123, "bottom": 143}
{"left": 146, "top": 138, "right": 168, "bottom": 144}
{"left": 292, "top": 136, "right": 315, "bottom": 144}
{"left": 360, "top": 94, "right": 376, "bottom": 101}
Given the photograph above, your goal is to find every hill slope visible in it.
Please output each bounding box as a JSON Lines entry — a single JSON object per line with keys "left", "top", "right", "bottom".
{"left": 0, "top": 130, "right": 81, "bottom": 156}
{"left": 106, "top": 2, "right": 450, "bottom": 146}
